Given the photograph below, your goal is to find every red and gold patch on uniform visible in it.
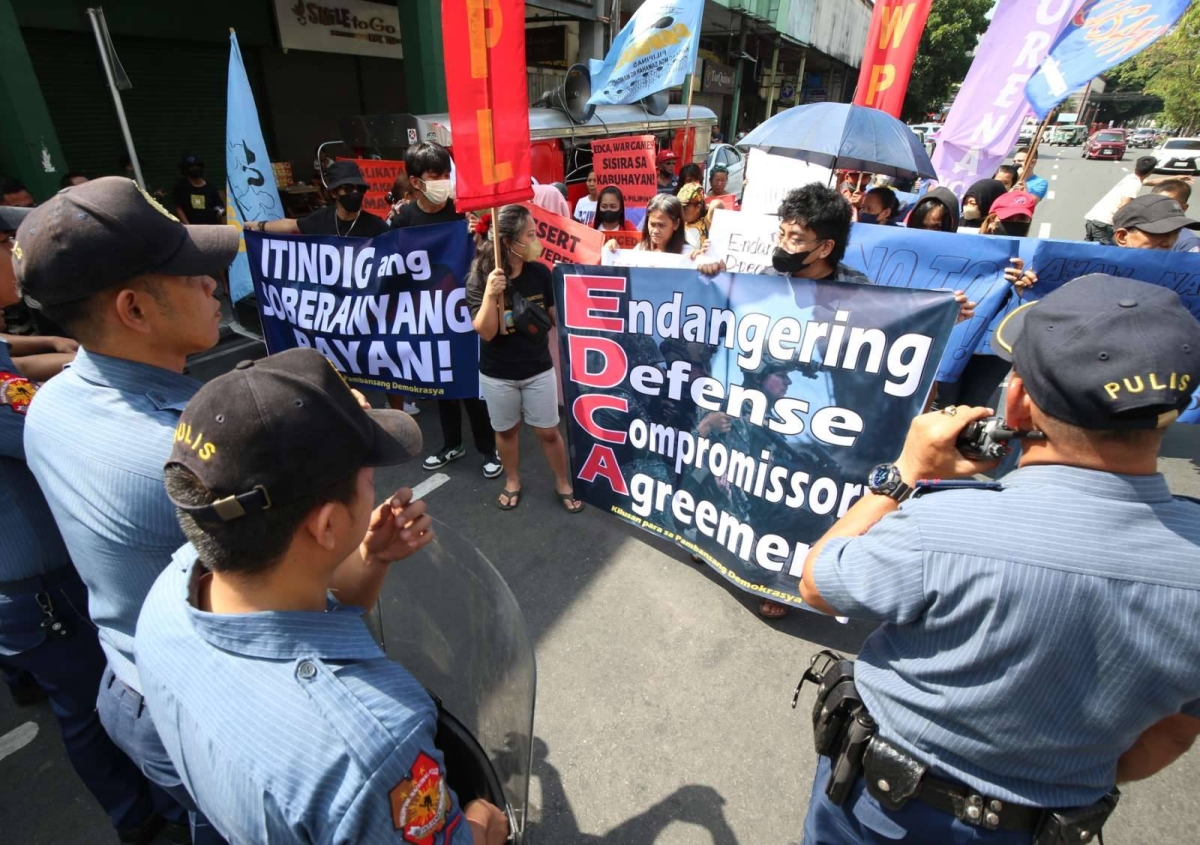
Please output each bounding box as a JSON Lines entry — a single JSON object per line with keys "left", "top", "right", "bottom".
{"left": 0, "top": 371, "right": 35, "bottom": 415}
{"left": 390, "top": 752, "right": 449, "bottom": 844}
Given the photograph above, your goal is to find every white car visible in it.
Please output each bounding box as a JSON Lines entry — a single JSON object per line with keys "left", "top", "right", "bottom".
{"left": 907, "top": 122, "right": 941, "bottom": 140}
{"left": 705, "top": 143, "right": 745, "bottom": 196}
{"left": 1151, "top": 138, "right": 1200, "bottom": 176}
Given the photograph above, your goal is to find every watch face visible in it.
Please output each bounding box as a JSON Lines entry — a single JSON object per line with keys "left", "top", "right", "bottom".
{"left": 869, "top": 464, "right": 894, "bottom": 491}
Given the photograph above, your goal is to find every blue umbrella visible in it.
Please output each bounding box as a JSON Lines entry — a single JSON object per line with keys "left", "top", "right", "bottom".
{"left": 739, "top": 102, "right": 937, "bottom": 180}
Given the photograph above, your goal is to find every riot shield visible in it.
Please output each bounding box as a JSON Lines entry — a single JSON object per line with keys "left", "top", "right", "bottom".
{"left": 375, "top": 519, "right": 535, "bottom": 842}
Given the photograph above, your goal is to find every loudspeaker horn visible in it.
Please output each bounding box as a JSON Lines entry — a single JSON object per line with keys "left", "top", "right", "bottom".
{"left": 533, "top": 63, "right": 595, "bottom": 125}
{"left": 638, "top": 90, "right": 670, "bottom": 116}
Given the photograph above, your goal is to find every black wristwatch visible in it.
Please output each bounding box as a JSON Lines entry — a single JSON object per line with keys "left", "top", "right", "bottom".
{"left": 867, "top": 463, "right": 913, "bottom": 503}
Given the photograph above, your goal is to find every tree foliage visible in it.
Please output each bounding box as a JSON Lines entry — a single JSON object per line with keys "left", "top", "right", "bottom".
{"left": 900, "top": 0, "right": 992, "bottom": 124}
{"left": 1106, "top": 4, "right": 1200, "bottom": 133}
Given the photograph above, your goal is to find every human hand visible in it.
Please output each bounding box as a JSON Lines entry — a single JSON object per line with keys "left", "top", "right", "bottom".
{"left": 698, "top": 412, "right": 732, "bottom": 437}
{"left": 604, "top": 239, "right": 619, "bottom": 253}
{"left": 1004, "top": 258, "right": 1036, "bottom": 291}
{"left": 359, "top": 488, "right": 434, "bottom": 567}
{"left": 349, "top": 388, "right": 371, "bottom": 411}
{"left": 485, "top": 268, "right": 507, "bottom": 300}
{"left": 894, "top": 405, "right": 1000, "bottom": 484}
{"left": 464, "top": 799, "right": 508, "bottom": 845}
{"left": 51, "top": 336, "right": 79, "bottom": 355}
{"left": 953, "top": 291, "right": 976, "bottom": 324}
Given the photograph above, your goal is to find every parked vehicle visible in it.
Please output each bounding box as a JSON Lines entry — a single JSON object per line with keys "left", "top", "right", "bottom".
{"left": 907, "top": 122, "right": 941, "bottom": 140}
{"left": 1130, "top": 128, "right": 1157, "bottom": 149}
{"left": 1018, "top": 124, "right": 1037, "bottom": 144}
{"left": 1048, "top": 124, "right": 1087, "bottom": 146}
{"left": 1150, "top": 137, "right": 1200, "bottom": 176}
{"left": 1083, "top": 129, "right": 1127, "bottom": 161}
{"left": 705, "top": 143, "right": 745, "bottom": 196}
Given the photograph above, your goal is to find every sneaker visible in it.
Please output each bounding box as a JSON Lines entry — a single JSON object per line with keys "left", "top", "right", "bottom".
{"left": 403, "top": 401, "right": 421, "bottom": 415}
{"left": 423, "top": 444, "right": 465, "bottom": 470}
{"left": 482, "top": 450, "right": 504, "bottom": 479}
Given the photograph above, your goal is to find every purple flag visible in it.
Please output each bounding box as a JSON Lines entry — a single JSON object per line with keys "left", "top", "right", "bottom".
{"left": 931, "top": 0, "right": 1082, "bottom": 198}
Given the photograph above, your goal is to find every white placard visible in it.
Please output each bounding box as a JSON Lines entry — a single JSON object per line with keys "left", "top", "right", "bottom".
{"left": 740, "top": 148, "right": 833, "bottom": 216}
{"left": 601, "top": 249, "right": 697, "bottom": 269}
{"left": 274, "top": 0, "right": 403, "bottom": 59}
{"left": 706, "top": 208, "right": 780, "bottom": 275}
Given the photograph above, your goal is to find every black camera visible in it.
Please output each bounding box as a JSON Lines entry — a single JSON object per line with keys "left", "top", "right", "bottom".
{"left": 953, "top": 372, "right": 1045, "bottom": 461}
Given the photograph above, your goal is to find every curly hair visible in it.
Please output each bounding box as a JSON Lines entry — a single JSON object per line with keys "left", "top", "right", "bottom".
{"left": 776, "top": 184, "right": 853, "bottom": 264}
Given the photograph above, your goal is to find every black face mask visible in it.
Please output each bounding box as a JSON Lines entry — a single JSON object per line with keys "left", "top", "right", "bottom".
{"left": 596, "top": 209, "right": 621, "bottom": 225}
{"left": 994, "top": 221, "right": 1030, "bottom": 238}
{"left": 188, "top": 167, "right": 203, "bottom": 178}
{"left": 772, "top": 245, "right": 815, "bottom": 274}
{"left": 337, "top": 190, "right": 364, "bottom": 213}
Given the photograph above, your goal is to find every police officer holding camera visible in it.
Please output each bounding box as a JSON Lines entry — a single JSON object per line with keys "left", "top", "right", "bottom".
{"left": 796, "top": 274, "right": 1200, "bottom": 844}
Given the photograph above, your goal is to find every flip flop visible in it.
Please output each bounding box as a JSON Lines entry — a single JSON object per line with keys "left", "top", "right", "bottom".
{"left": 497, "top": 488, "right": 521, "bottom": 510}
{"left": 758, "top": 599, "right": 791, "bottom": 619}
{"left": 556, "top": 492, "right": 584, "bottom": 514}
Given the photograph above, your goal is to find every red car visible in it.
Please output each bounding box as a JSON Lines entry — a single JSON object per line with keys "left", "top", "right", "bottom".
{"left": 1083, "top": 129, "right": 1127, "bottom": 161}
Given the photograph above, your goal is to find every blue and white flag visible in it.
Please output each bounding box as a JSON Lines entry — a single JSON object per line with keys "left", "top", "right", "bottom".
{"left": 226, "top": 31, "right": 284, "bottom": 303}
{"left": 1025, "top": 0, "right": 1190, "bottom": 119}
{"left": 587, "top": 0, "right": 704, "bottom": 106}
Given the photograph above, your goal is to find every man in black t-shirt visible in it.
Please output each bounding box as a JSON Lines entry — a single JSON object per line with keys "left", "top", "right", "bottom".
{"left": 254, "top": 161, "right": 388, "bottom": 238}
{"left": 390, "top": 142, "right": 501, "bottom": 479}
{"left": 172, "top": 155, "right": 225, "bottom": 226}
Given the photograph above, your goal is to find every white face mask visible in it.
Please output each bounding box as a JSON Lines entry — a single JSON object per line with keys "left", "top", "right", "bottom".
{"left": 421, "top": 179, "right": 454, "bottom": 205}
{"left": 962, "top": 205, "right": 982, "bottom": 221}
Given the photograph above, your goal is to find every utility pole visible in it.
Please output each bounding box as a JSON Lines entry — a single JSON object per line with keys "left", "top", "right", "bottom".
{"left": 729, "top": 17, "right": 749, "bottom": 140}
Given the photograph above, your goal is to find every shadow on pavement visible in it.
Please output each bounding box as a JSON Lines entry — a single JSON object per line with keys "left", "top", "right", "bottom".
{"left": 527, "top": 738, "right": 739, "bottom": 844}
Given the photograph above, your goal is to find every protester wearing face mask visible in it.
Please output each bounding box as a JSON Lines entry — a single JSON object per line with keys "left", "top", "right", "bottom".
{"left": 979, "top": 190, "right": 1037, "bottom": 238}
{"left": 255, "top": 160, "right": 387, "bottom": 237}
{"left": 466, "top": 206, "right": 583, "bottom": 515}
{"left": 172, "top": 155, "right": 224, "bottom": 226}
{"left": 959, "top": 178, "right": 1007, "bottom": 230}
{"left": 858, "top": 187, "right": 900, "bottom": 226}
{"left": 592, "top": 186, "right": 638, "bottom": 243}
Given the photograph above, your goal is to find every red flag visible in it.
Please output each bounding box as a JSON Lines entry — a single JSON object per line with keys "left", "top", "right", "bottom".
{"left": 852, "top": 0, "right": 933, "bottom": 118}
{"left": 441, "top": 0, "right": 533, "bottom": 212}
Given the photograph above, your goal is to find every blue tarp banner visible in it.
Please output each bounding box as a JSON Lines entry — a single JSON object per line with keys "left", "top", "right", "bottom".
{"left": 244, "top": 222, "right": 479, "bottom": 399}
{"left": 226, "top": 31, "right": 285, "bottom": 303}
{"left": 1025, "top": 0, "right": 1190, "bottom": 119}
{"left": 555, "top": 265, "right": 958, "bottom": 608}
{"left": 587, "top": 0, "right": 704, "bottom": 106}
{"left": 842, "top": 223, "right": 1019, "bottom": 382}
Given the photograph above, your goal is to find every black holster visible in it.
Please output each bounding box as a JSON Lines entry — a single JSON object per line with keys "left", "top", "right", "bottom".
{"left": 1032, "top": 789, "right": 1120, "bottom": 845}
{"left": 795, "top": 650, "right": 876, "bottom": 805}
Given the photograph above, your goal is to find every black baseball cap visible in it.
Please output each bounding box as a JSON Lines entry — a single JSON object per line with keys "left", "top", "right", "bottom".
{"left": 326, "top": 160, "right": 368, "bottom": 190}
{"left": 180, "top": 155, "right": 204, "bottom": 169}
{"left": 1113, "top": 194, "right": 1200, "bottom": 234}
{"left": 0, "top": 205, "right": 30, "bottom": 232}
{"left": 994, "top": 274, "right": 1200, "bottom": 429}
{"left": 13, "top": 176, "right": 238, "bottom": 309}
{"left": 166, "top": 348, "right": 421, "bottom": 523}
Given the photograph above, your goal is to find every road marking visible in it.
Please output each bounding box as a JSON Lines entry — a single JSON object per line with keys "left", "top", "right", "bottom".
{"left": 1038, "top": 222, "right": 1053, "bottom": 239}
{"left": 1053, "top": 163, "right": 1059, "bottom": 169}
{"left": 1051, "top": 174, "right": 1058, "bottom": 180}
{"left": 0, "top": 722, "right": 39, "bottom": 763}
{"left": 411, "top": 472, "right": 451, "bottom": 501}
{"left": 1046, "top": 190, "right": 1056, "bottom": 200}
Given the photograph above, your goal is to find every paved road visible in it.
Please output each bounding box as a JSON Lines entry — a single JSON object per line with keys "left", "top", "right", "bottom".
{"left": 3, "top": 147, "right": 1199, "bottom": 843}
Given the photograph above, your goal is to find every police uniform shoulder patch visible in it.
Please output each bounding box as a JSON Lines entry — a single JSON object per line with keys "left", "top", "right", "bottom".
{"left": 0, "top": 371, "right": 36, "bottom": 415}
{"left": 389, "top": 752, "right": 449, "bottom": 844}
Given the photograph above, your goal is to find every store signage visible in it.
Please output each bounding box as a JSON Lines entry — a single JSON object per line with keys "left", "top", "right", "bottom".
{"left": 274, "top": 0, "right": 403, "bottom": 59}
{"left": 703, "top": 61, "right": 735, "bottom": 95}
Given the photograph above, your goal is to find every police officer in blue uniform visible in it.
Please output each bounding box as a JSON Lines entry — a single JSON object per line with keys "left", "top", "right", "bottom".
{"left": 136, "top": 348, "right": 509, "bottom": 845}
{"left": 796, "top": 274, "right": 1200, "bottom": 843}
{"left": 16, "top": 176, "right": 238, "bottom": 843}
{"left": 0, "top": 206, "right": 161, "bottom": 843}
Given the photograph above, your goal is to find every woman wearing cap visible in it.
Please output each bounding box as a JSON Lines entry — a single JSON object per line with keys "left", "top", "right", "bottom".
{"left": 677, "top": 183, "right": 725, "bottom": 252}
{"left": 959, "top": 178, "right": 1007, "bottom": 230}
{"left": 979, "top": 190, "right": 1037, "bottom": 238}
{"left": 466, "top": 205, "right": 583, "bottom": 514}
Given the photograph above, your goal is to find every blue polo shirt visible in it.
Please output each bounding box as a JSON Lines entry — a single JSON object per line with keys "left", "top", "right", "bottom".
{"left": 1024, "top": 173, "right": 1049, "bottom": 200}
{"left": 812, "top": 465, "right": 1200, "bottom": 808}
{"left": 136, "top": 547, "right": 473, "bottom": 845}
{"left": 24, "top": 347, "right": 200, "bottom": 691}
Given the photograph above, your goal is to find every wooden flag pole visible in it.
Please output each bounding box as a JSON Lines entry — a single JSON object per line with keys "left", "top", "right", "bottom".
{"left": 492, "top": 205, "right": 507, "bottom": 335}
{"left": 682, "top": 72, "right": 696, "bottom": 167}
